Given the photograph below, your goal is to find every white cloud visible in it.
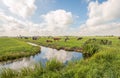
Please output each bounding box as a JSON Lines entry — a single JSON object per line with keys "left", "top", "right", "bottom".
{"left": 79, "top": 23, "right": 120, "bottom": 36}
{"left": 0, "top": 9, "right": 74, "bottom": 36}
{"left": 41, "top": 9, "right": 73, "bottom": 31}
{"left": 1, "top": 0, "right": 119, "bottom": 36}
{"left": 2, "top": 0, "right": 36, "bottom": 18}
{"left": 0, "top": 11, "right": 30, "bottom": 36}
{"left": 87, "top": 0, "right": 120, "bottom": 26}
{"left": 30, "top": 9, "right": 73, "bottom": 36}
{"left": 24, "top": 9, "right": 73, "bottom": 36}
{"left": 41, "top": 47, "right": 73, "bottom": 63}
{"left": 79, "top": 0, "right": 120, "bottom": 36}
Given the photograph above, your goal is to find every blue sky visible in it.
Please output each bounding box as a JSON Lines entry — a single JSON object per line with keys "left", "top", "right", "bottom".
{"left": 33, "top": 0, "right": 88, "bottom": 25}
{"left": 32, "top": 0, "right": 106, "bottom": 27}
{"left": 0, "top": 0, "right": 120, "bottom": 36}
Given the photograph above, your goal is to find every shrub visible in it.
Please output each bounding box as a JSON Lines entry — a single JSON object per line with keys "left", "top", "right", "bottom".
{"left": 82, "top": 43, "right": 100, "bottom": 56}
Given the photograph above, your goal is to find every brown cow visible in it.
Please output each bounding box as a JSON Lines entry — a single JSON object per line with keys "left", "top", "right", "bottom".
{"left": 46, "top": 40, "right": 53, "bottom": 42}
{"left": 32, "top": 36, "right": 39, "bottom": 40}
{"left": 64, "top": 37, "right": 70, "bottom": 42}
{"left": 118, "top": 37, "right": 120, "bottom": 39}
{"left": 53, "top": 38, "right": 61, "bottom": 41}
{"left": 77, "top": 37, "right": 83, "bottom": 40}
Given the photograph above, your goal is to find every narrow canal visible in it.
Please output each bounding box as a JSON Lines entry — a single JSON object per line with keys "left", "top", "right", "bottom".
{"left": 0, "top": 43, "right": 83, "bottom": 70}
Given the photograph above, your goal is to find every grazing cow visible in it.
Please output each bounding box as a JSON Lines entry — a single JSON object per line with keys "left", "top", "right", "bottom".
{"left": 118, "top": 37, "right": 120, "bottom": 39}
{"left": 92, "top": 38, "right": 96, "bottom": 41}
{"left": 53, "top": 38, "right": 61, "bottom": 41}
{"left": 77, "top": 37, "right": 83, "bottom": 40}
{"left": 18, "top": 35, "right": 24, "bottom": 39}
{"left": 46, "top": 40, "right": 53, "bottom": 43}
{"left": 24, "top": 37, "right": 29, "bottom": 39}
{"left": 19, "top": 36, "right": 23, "bottom": 39}
{"left": 32, "top": 36, "right": 38, "bottom": 40}
{"left": 64, "top": 37, "right": 70, "bottom": 42}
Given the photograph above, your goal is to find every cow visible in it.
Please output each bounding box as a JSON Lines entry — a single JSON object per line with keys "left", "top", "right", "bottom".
{"left": 24, "top": 37, "right": 29, "bottom": 39}
{"left": 46, "top": 40, "right": 53, "bottom": 42}
{"left": 53, "top": 38, "right": 61, "bottom": 41}
{"left": 77, "top": 37, "right": 83, "bottom": 40}
{"left": 92, "top": 38, "right": 96, "bottom": 41}
{"left": 64, "top": 37, "right": 70, "bottom": 42}
{"left": 18, "top": 35, "right": 24, "bottom": 39}
{"left": 118, "top": 37, "right": 120, "bottom": 39}
{"left": 32, "top": 36, "right": 38, "bottom": 40}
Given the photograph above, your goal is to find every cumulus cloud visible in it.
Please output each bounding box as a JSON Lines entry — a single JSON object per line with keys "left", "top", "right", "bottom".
{"left": 87, "top": 0, "right": 120, "bottom": 26}
{"left": 31, "top": 9, "right": 73, "bottom": 36}
{"left": 0, "top": 11, "right": 30, "bottom": 36}
{"left": 0, "top": 9, "right": 74, "bottom": 36}
{"left": 26, "top": 9, "right": 73, "bottom": 36}
{"left": 2, "top": 0, "right": 36, "bottom": 18}
{"left": 41, "top": 10, "right": 73, "bottom": 31}
{"left": 1, "top": 0, "right": 119, "bottom": 36}
{"left": 79, "top": 23, "right": 120, "bottom": 36}
{"left": 41, "top": 47, "right": 73, "bottom": 63}
{"left": 79, "top": 0, "right": 120, "bottom": 36}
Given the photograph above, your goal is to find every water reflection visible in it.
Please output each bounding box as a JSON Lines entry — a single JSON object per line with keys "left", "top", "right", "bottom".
{"left": 0, "top": 46, "right": 83, "bottom": 70}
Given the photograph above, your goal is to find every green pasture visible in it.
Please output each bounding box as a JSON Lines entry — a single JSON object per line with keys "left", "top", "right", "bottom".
{"left": 0, "top": 37, "right": 40, "bottom": 62}
{"left": 21, "top": 36, "right": 120, "bottom": 51}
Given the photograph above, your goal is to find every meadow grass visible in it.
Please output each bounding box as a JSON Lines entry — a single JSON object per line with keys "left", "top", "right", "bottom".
{"left": 20, "top": 36, "right": 88, "bottom": 51}
{"left": 0, "top": 36, "right": 120, "bottom": 78}
{"left": 20, "top": 36, "right": 120, "bottom": 55}
{"left": 0, "top": 37, "right": 40, "bottom": 62}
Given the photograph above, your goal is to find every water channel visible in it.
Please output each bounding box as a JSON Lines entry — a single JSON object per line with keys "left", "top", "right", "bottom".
{"left": 0, "top": 43, "right": 83, "bottom": 70}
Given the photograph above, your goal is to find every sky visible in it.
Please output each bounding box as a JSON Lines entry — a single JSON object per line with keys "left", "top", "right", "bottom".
{"left": 0, "top": 0, "right": 120, "bottom": 36}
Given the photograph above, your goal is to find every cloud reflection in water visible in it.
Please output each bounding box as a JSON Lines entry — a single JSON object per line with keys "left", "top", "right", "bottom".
{"left": 0, "top": 46, "right": 83, "bottom": 70}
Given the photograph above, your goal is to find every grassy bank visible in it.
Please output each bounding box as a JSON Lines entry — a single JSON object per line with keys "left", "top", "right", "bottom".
{"left": 0, "top": 36, "right": 120, "bottom": 78}
{"left": 20, "top": 36, "right": 120, "bottom": 56}
{"left": 1, "top": 48, "right": 120, "bottom": 78}
{"left": 20, "top": 36, "right": 88, "bottom": 51}
{"left": 0, "top": 37, "right": 40, "bottom": 62}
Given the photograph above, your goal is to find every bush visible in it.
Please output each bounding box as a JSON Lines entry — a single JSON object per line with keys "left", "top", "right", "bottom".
{"left": 82, "top": 43, "right": 100, "bottom": 56}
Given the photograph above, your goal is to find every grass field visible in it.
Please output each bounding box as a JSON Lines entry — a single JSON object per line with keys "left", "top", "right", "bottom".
{"left": 0, "top": 36, "right": 120, "bottom": 78}
{"left": 0, "top": 37, "right": 40, "bottom": 62}
{"left": 21, "top": 36, "right": 88, "bottom": 49}
{"left": 20, "top": 36, "right": 120, "bottom": 53}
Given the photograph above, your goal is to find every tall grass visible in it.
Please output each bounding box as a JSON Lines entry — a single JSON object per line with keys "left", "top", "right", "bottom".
{"left": 60, "top": 48, "right": 120, "bottom": 78}
{"left": 46, "top": 59, "right": 64, "bottom": 71}
{"left": 82, "top": 43, "right": 100, "bottom": 57}
{"left": 0, "top": 59, "right": 64, "bottom": 78}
